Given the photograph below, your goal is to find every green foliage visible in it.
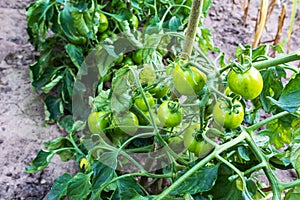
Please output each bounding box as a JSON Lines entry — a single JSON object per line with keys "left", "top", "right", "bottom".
{"left": 25, "top": 0, "right": 300, "bottom": 199}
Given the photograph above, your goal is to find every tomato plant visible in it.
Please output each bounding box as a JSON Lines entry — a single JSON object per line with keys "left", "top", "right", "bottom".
{"left": 25, "top": 0, "right": 300, "bottom": 199}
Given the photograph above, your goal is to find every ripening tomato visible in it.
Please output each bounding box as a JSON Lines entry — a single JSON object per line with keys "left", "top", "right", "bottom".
{"left": 158, "top": 101, "right": 183, "bottom": 127}
{"left": 227, "top": 67, "right": 263, "bottom": 100}
{"left": 134, "top": 92, "right": 155, "bottom": 112}
{"left": 212, "top": 99, "right": 244, "bottom": 129}
{"left": 87, "top": 111, "right": 109, "bottom": 134}
{"left": 98, "top": 12, "right": 109, "bottom": 33}
{"left": 172, "top": 61, "right": 207, "bottom": 96}
{"left": 183, "top": 124, "right": 214, "bottom": 157}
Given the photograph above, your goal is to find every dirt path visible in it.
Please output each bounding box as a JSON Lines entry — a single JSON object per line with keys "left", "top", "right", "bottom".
{"left": 0, "top": 0, "right": 298, "bottom": 199}
{"left": 0, "top": 1, "right": 77, "bottom": 199}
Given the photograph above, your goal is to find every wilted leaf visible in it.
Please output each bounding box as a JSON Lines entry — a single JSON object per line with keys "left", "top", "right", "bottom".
{"left": 25, "top": 150, "right": 55, "bottom": 173}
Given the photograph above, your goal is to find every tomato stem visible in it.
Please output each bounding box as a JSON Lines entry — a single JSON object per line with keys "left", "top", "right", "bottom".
{"left": 246, "top": 111, "right": 289, "bottom": 132}
{"left": 253, "top": 50, "right": 300, "bottom": 70}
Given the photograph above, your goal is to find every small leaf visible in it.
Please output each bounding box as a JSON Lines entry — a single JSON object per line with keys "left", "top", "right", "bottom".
{"left": 66, "top": 173, "right": 92, "bottom": 200}
{"left": 58, "top": 115, "right": 75, "bottom": 133}
{"left": 170, "top": 164, "right": 219, "bottom": 195}
{"left": 112, "top": 177, "right": 145, "bottom": 200}
{"left": 46, "top": 173, "right": 73, "bottom": 200}
{"left": 65, "top": 43, "right": 84, "bottom": 70}
{"left": 237, "top": 146, "right": 250, "bottom": 161}
{"left": 268, "top": 73, "right": 300, "bottom": 112}
{"left": 44, "top": 95, "right": 64, "bottom": 121}
{"left": 92, "top": 160, "right": 115, "bottom": 190}
{"left": 25, "top": 149, "right": 55, "bottom": 173}
{"left": 98, "top": 151, "right": 118, "bottom": 170}
{"left": 169, "top": 16, "right": 181, "bottom": 31}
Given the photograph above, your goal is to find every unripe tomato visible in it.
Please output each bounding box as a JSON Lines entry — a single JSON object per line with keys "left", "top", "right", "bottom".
{"left": 98, "top": 13, "right": 109, "bottom": 33}
{"left": 134, "top": 92, "right": 155, "bottom": 112}
{"left": 149, "top": 83, "right": 170, "bottom": 98}
{"left": 183, "top": 124, "right": 214, "bottom": 157}
{"left": 132, "top": 49, "right": 144, "bottom": 65}
{"left": 227, "top": 67, "right": 263, "bottom": 100}
{"left": 87, "top": 111, "right": 109, "bottom": 134}
{"left": 168, "top": 136, "right": 185, "bottom": 154}
{"left": 123, "top": 56, "right": 134, "bottom": 66}
{"left": 213, "top": 99, "right": 244, "bottom": 129}
{"left": 130, "top": 14, "right": 139, "bottom": 29}
{"left": 113, "top": 112, "right": 139, "bottom": 135}
{"left": 172, "top": 61, "right": 207, "bottom": 96}
{"left": 158, "top": 101, "right": 183, "bottom": 127}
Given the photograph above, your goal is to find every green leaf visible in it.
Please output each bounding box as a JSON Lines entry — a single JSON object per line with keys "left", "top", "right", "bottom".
{"left": 201, "top": 28, "right": 214, "bottom": 51}
{"left": 90, "top": 161, "right": 115, "bottom": 198}
{"left": 290, "top": 144, "right": 300, "bottom": 175}
{"left": 98, "top": 151, "right": 118, "bottom": 170}
{"left": 44, "top": 95, "right": 64, "bottom": 121}
{"left": 66, "top": 173, "right": 92, "bottom": 200}
{"left": 208, "top": 165, "right": 256, "bottom": 199}
{"left": 268, "top": 73, "right": 300, "bottom": 112}
{"left": 26, "top": 0, "right": 54, "bottom": 46}
{"left": 258, "top": 118, "right": 293, "bottom": 149}
{"left": 109, "top": 7, "right": 132, "bottom": 22}
{"left": 170, "top": 164, "right": 219, "bottom": 195}
{"left": 260, "top": 66, "right": 285, "bottom": 112}
{"left": 202, "top": 0, "right": 212, "bottom": 17}
{"left": 237, "top": 146, "right": 251, "bottom": 161}
{"left": 65, "top": 43, "right": 84, "bottom": 70}
{"left": 111, "top": 177, "right": 145, "bottom": 200}
{"left": 285, "top": 185, "right": 300, "bottom": 200}
{"left": 46, "top": 173, "right": 73, "bottom": 200}
{"left": 61, "top": 69, "right": 75, "bottom": 112}
{"left": 25, "top": 149, "right": 55, "bottom": 173}
{"left": 169, "top": 16, "right": 181, "bottom": 31}
{"left": 58, "top": 115, "right": 75, "bottom": 133}
{"left": 44, "top": 136, "right": 74, "bottom": 162}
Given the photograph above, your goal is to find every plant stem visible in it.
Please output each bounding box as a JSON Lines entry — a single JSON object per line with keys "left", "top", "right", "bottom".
{"left": 154, "top": 131, "right": 247, "bottom": 200}
{"left": 182, "top": 0, "right": 203, "bottom": 58}
{"left": 253, "top": 51, "right": 300, "bottom": 70}
{"left": 245, "top": 130, "right": 281, "bottom": 200}
{"left": 246, "top": 111, "right": 289, "bottom": 132}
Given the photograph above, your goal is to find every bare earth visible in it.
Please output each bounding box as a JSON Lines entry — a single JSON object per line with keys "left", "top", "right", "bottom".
{"left": 0, "top": 0, "right": 299, "bottom": 199}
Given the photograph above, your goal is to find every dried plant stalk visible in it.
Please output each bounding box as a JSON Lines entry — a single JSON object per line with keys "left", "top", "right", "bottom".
{"left": 266, "top": 0, "right": 276, "bottom": 23}
{"left": 273, "top": 3, "right": 286, "bottom": 46}
{"left": 243, "top": 0, "right": 251, "bottom": 26}
{"left": 253, "top": 0, "right": 269, "bottom": 48}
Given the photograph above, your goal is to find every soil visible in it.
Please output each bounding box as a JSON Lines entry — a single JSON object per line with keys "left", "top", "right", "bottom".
{"left": 0, "top": 0, "right": 299, "bottom": 199}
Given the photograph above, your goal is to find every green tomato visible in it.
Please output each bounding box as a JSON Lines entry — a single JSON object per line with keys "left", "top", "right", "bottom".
{"left": 98, "top": 12, "right": 109, "bottom": 33}
{"left": 172, "top": 61, "right": 207, "bottom": 96}
{"left": 123, "top": 56, "right": 134, "bottom": 66}
{"left": 139, "top": 111, "right": 161, "bottom": 126}
{"left": 149, "top": 83, "right": 170, "bottom": 98}
{"left": 158, "top": 101, "right": 183, "bottom": 127}
{"left": 134, "top": 92, "right": 155, "bottom": 112}
{"left": 113, "top": 112, "right": 139, "bottom": 135}
{"left": 130, "top": 14, "right": 139, "bottom": 28}
{"left": 87, "top": 111, "right": 109, "bottom": 134}
{"left": 213, "top": 99, "right": 244, "bottom": 129}
{"left": 227, "top": 67, "right": 263, "bottom": 100}
{"left": 132, "top": 49, "right": 144, "bottom": 65}
{"left": 183, "top": 124, "right": 214, "bottom": 157}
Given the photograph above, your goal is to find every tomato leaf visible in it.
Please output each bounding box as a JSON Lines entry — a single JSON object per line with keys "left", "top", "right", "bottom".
{"left": 26, "top": 0, "right": 54, "bottom": 47}
{"left": 25, "top": 149, "right": 55, "bottom": 173}
{"left": 268, "top": 73, "right": 300, "bottom": 112}
{"left": 44, "top": 95, "right": 64, "bottom": 121}
{"left": 46, "top": 173, "right": 73, "bottom": 200}
{"left": 259, "top": 66, "right": 285, "bottom": 112}
{"left": 65, "top": 43, "right": 84, "bottom": 70}
{"left": 66, "top": 172, "right": 92, "bottom": 199}
{"left": 44, "top": 136, "right": 75, "bottom": 162}
{"left": 58, "top": 115, "right": 75, "bottom": 133}
{"left": 169, "top": 16, "right": 181, "bottom": 31}
{"left": 170, "top": 164, "right": 219, "bottom": 196}
{"left": 290, "top": 144, "right": 300, "bottom": 175}
{"left": 285, "top": 185, "right": 300, "bottom": 200}
{"left": 90, "top": 160, "right": 115, "bottom": 199}
{"left": 111, "top": 177, "right": 145, "bottom": 200}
